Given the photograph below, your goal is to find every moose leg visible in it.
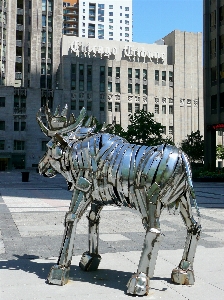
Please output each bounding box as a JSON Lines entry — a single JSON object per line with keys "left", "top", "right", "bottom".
{"left": 79, "top": 201, "right": 103, "bottom": 271}
{"left": 171, "top": 192, "right": 201, "bottom": 285}
{"left": 48, "top": 189, "right": 90, "bottom": 285}
{"left": 127, "top": 201, "right": 162, "bottom": 296}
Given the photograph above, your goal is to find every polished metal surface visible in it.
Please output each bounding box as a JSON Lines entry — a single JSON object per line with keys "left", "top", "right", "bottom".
{"left": 37, "top": 105, "right": 201, "bottom": 296}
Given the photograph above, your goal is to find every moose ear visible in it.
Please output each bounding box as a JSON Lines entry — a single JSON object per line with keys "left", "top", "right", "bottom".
{"left": 55, "top": 133, "right": 68, "bottom": 147}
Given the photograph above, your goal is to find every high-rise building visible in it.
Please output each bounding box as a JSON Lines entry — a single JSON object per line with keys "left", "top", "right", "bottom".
{"left": 63, "top": 0, "right": 133, "bottom": 42}
{"left": 204, "top": 0, "right": 224, "bottom": 169}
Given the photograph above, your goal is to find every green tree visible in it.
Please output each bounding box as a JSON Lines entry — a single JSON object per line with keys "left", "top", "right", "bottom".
{"left": 181, "top": 130, "right": 204, "bottom": 163}
{"left": 216, "top": 144, "right": 224, "bottom": 160}
{"left": 123, "top": 110, "right": 173, "bottom": 146}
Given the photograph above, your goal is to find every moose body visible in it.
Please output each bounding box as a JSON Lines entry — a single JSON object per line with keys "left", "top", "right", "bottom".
{"left": 37, "top": 106, "right": 201, "bottom": 296}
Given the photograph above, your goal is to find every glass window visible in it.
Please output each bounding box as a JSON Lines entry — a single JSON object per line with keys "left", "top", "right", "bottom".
{"left": 155, "top": 104, "right": 159, "bottom": 114}
{"left": 87, "top": 65, "right": 92, "bottom": 76}
{"left": 79, "top": 64, "right": 84, "bottom": 76}
{"left": 109, "top": 12, "right": 113, "bottom": 16}
{"left": 79, "top": 80, "right": 84, "bottom": 91}
{"left": 135, "top": 84, "right": 140, "bottom": 94}
{"left": 128, "top": 84, "right": 132, "bottom": 93}
{"left": 87, "top": 101, "right": 92, "bottom": 111}
{"left": 0, "top": 121, "right": 5, "bottom": 130}
{"left": 211, "top": 94, "right": 217, "bottom": 114}
{"left": 21, "top": 122, "right": 26, "bottom": 131}
{"left": 125, "top": 27, "right": 129, "bottom": 31}
{"left": 0, "top": 140, "right": 5, "bottom": 150}
{"left": 108, "top": 67, "right": 112, "bottom": 77}
{"left": 128, "top": 103, "right": 132, "bottom": 113}
{"left": 125, "top": 14, "right": 129, "bottom": 18}
{"left": 125, "top": 7, "right": 129, "bottom": 11}
{"left": 42, "top": 0, "right": 46, "bottom": 11}
{"left": 169, "top": 105, "right": 173, "bottom": 114}
{"left": 162, "top": 105, "right": 166, "bottom": 114}
{"left": 143, "top": 104, "right": 147, "bottom": 112}
{"left": 210, "top": 10, "right": 216, "bottom": 30}
{"left": 116, "top": 83, "right": 120, "bottom": 93}
{"left": 143, "top": 69, "right": 147, "bottom": 80}
{"left": 108, "top": 102, "right": 112, "bottom": 111}
{"left": 169, "top": 71, "right": 173, "bottom": 82}
{"left": 14, "top": 140, "right": 25, "bottom": 150}
{"left": 211, "top": 66, "right": 217, "bottom": 83}
{"left": 125, "top": 20, "right": 129, "bottom": 25}
{"left": 135, "top": 69, "right": 140, "bottom": 79}
{"left": 162, "top": 71, "right": 166, "bottom": 81}
{"left": 108, "top": 82, "right": 112, "bottom": 92}
{"left": 100, "top": 82, "right": 105, "bottom": 92}
{"left": 109, "top": 5, "right": 113, "bottom": 9}
{"left": 143, "top": 85, "right": 147, "bottom": 95}
{"left": 0, "top": 97, "right": 5, "bottom": 107}
{"left": 115, "top": 102, "right": 120, "bottom": 112}
{"left": 100, "top": 102, "right": 105, "bottom": 111}
{"left": 125, "top": 33, "right": 129, "bottom": 37}
{"left": 71, "top": 100, "right": 76, "bottom": 110}
{"left": 87, "top": 81, "right": 92, "bottom": 91}
{"left": 169, "top": 126, "right": 174, "bottom": 135}
{"left": 42, "top": 15, "right": 46, "bottom": 26}
{"left": 135, "top": 103, "right": 140, "bottom": 112}
{"left": 155, "top": 70, "right": 159, "bottom": 81}
{"left": 79, "top": 100, "right": 84, "bottom": 110}
{"left": 109, "top": 32, "right": 113, "bottom": 36}
{"left": 109, "top": 19, "right": 113, "bottom": 23}
{"left": 128, "top": 68, "right": 132, "bottom": 79}
{"left": 162, "top": 126, "right": 166, "bottom": 135}
{"left": 116, "top": 67, "right": 120, "bottom": 78}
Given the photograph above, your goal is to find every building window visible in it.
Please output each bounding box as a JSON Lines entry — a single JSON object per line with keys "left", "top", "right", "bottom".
{"left": 108, "top": 102, "right": 112, "bottom": 111}
{"left": 116, "top": 67, "right": 120, "bottom": 78}
{"left": 109, "top": 12, "right": 113, "bottom": 16}
{"left": 125, "top": 27, "right": 129, "bottom": 31}
{"left": 109, "top": 5, "right": 113, "bottom": 9}
{"left": 14, "top": 122, "right": 19, "bottom": 131}
{"left": 169, "top": 105, "right": 173, "bottom": 114}
{"left": 143, "top": 69, "right": 147, "bottom": 80}
{"left": 0, "top": 97, "right": 5, "bottom": 107}
{"left": 109, "top": 25, "right": 113, "bottom": 30}
{"left": 0, "top": 140, "right": 5, "bottom": 150}
{"left": 79, "top": 81, "right": 84, "bottom": 91}
{"left": 100, "top": 82, "right": 105, "bottom": 92}
{"left": 143, "top": 85, "right": 147, "bottom": 95}
{"left": 169, "top": 71, "right": 173, "bottom": 82}
{"left": 220, "top": 6, "right": 224, "bottom": 24}
{"left": 210, "top": 10, "right": 216, "bottom": 31}
{"left": 220, "top": 34, "right": 224, "bottom": 54}
{"left": 115, "top": 102, "right": 120, "bottom": 112}
{"left": 42, "top": 141, "right": 48, "bottom": 151}
{"left": 162, "top": 126, "right": 166, "bottom": 135}
{"left": 135, "top": 69, "right": 140, "bottom": 79}
{"left": 143, "top": 104, "right": 147, "bottom": 112}
{"left": 100, "top": 102, "right": 105, "bottom": 111}
{"left": 71, "top": 100, "right": 76, "bottom": 110}
{"left": 109, "top": 32, "right": 113, "bottom": 36}
{"left": 211, "top": 94, "right": 217, "bottom": 114}
{"left": 220, "top": 92, "right": 224, "bottom": 112}
{"left": 128, "top": 84, "right": 132, "bottom": 93}
{"left": 87, "top": 81, "right": 92, "bottom": 91}
{"left": 162, "top": 105, "right": 166, "bottom": 114}
{"left": 125, "top": 20, "right": 129, "bottom": 25}
{"left": 135, "top": 103, "right": 140, "bottom": 112}
{"left": 128, "top": 103, "right": 132, "bottom": 113}
{"left": 14, "top": 140, "right": 25, "bottom": 150}
{"left": 108, "top": 67, "right": 112, "bottom": 77}
{"left": 162, "top": 71, "right": 166, "bottom": 81}
{"left": 79, "top": 100, "right": 84, "bottom": 111}
{"left": 109, "top": 18, "right": 113, "bottom": 23}
{"left": 155, "top": 104, "right": 159, "bottom": 114}
{"left": 125, "top": 7, "right": 129, "bottom": 11}
{"left": 135, "top": 84, "right": 140, "bottom": 94}
{"left": 169, "top": 126, "right": 174, "bottom": 135}
{"left": 210, "top": 38, "right": 216, "bottom": 58}
{"left": 155, "top": 70, "right": 159, "bottom": 81}
{"left": 71, "top": 64, "right": 76, "bottom": 90}
{"left": 87, "top": 102, "right": 92, "bottom": 111}
{"left": 0, "top": 121, "right": 5, "bottom": 130}
{"left": 211, "top": 66, "right": 217, "bottom": 84}
{"left": 108, "top": 82, "right": 112, "bottom": 92}
{"left": 125, "top": 14, "right": 129, "bottom": 18}
{"left": 116, "top": 83, "right": 120, "bottom": 93}
{"left": 128, "top": 68, "right": 132, "bottom": 79}
{"left": 87, "top": 65, "right": 92, "bottom": 91}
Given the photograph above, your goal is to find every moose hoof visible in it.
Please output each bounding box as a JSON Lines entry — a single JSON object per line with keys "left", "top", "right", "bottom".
{"left": 79, "top": 252, "right": 101, "bottom": 271}
{"left": 171, "top": 268, "right": 195, "bottom": 285}
{"left": 127, "top": 272, "right": 150, "bottom": 296}
{"left": 47, "top": 265, "right": 70, "bottom": 286}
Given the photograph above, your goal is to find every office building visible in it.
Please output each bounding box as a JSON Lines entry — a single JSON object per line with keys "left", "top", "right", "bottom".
{"left": 63, "top": 0, "right": 133, "bottom": 42}
{"left": 204, "top": 0, "right": 224, "bottom": 168}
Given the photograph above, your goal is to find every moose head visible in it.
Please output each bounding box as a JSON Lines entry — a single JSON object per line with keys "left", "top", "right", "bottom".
{"left": 36, "top": 103, "right": 95, "bottom": 178}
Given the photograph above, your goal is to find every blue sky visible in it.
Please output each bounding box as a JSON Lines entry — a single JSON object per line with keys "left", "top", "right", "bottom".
{"left": 132, "top": 0, "right": 203, "bottom": 44}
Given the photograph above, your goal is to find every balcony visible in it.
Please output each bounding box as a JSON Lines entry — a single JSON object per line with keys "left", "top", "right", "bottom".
{"left": 15, "top": 72, "right": 22, "bottom": 80}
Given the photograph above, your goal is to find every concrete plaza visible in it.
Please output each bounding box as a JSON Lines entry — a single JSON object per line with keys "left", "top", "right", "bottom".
{"left": 0, "top": 170, "right": 223, "bottom": 299}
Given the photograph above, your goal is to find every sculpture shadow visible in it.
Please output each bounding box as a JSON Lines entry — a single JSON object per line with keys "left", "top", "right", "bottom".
{"left": 0, "top": 254, "right": 170, "bottom": 294}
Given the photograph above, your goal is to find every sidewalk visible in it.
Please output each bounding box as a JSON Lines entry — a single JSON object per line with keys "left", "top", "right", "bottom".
{"left": 0, "top": 171, "right": 224, "bottom": 299}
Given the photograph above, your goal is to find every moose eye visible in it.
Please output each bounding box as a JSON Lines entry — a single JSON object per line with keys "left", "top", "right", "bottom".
{"left": 47, "top": 140, "right": 54, "bottom": 149}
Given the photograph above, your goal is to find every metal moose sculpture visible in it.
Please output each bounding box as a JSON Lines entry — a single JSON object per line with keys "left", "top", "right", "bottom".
{"left": 37, "top": 105, "right": 201, "bottom": 296}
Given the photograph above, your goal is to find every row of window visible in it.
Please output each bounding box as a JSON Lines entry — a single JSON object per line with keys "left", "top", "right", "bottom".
{"left": 154, "top": 105, "right": 174, "bottom": 114}
{"left": 0, "top": 121, "right": 26, "bottom": 131}
{"left": 0, "top": 140, "right": 25, "bottom": 151}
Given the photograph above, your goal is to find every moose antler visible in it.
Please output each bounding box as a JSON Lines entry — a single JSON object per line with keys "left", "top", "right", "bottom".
{"left": 37, "top": 102, "right": 86, "bottom": 137}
